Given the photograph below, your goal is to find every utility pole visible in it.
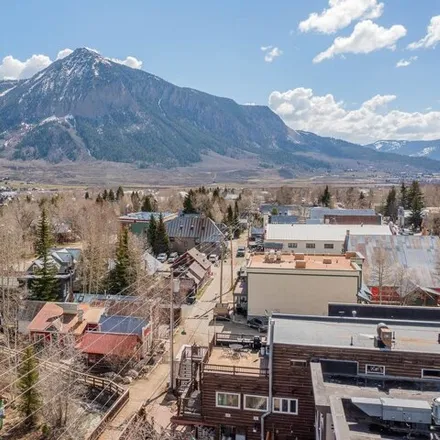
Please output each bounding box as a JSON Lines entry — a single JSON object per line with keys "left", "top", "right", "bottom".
{"left": 230, "top": 225, "right": 234, "bottom": 290}
{"left": 169, "top": 272, "right": 179, "bottom": 393}
{"left": 219, "top": 244, "right": 224, "bottom": 304}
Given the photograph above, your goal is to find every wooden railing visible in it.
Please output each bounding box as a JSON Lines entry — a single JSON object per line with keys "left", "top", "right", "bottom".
{"left": 0, "top": 345, "right": 129, "bottom": 439}
{"left": 203, "top": 363, "right": 268, "bottom": 376}
{"left": 87, "top": 388, "right": 130, "bottom": 440}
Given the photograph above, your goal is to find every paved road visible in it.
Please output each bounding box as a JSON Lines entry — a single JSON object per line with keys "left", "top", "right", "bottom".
{"left": 98, "top": 240, "right": 245, "bottom": 438}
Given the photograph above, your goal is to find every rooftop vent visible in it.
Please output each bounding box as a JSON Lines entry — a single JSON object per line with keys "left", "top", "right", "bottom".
{"left": 295, "top": 260, "right": 307, "bottom": 269}
{"left": 190, "top": 225, "right": 194, "bottom": 230}
{"left": 375, "top": 322, "right": 393, "bottom": 349}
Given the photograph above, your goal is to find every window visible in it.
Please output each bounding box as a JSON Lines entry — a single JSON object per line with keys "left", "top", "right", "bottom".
{"left": 288, "top": 243, "right": 298, "bottom": 249}
{"left": 422, "top": 369, "right": 440, "bottom": 379}
{"left": 244, "top": 395, "right": 268, "bottom": 412}
{"left": 324, "top": 243, "right": 334, "bottom": 249}
{"left": 306, "top": 243, "right": 315, "bottom": 249}
{"left": 216, "top": 392, "right": 240, "bottom": 409}
{"left": 365, "top": 364, "right": 385, "bottom": 375}
{"left": 273, "top": 397, "right": 298, "bottom": 415}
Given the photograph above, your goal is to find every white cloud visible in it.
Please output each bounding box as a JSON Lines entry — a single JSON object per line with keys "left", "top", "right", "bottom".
{"left": 110, "top": 56, "right": 143, "bottom": 69}
{"left": 396, "top": 56, "right": 418, "bottom": 68}
{"left": 0, "top": 54, "right": 52, "bottom": 80}
{"left": 313, "top": 20, "right": 407, "bottom": 63}
{"left": 261, "top": 46, "right": 283, "bottom": 63}
{"left": 0, "top": 48, "right": 144, "bottom": 80}
{"left": 408, "top": 15, "right": 440, "bottom": 50}
{"left": 268, "top": 87, "right": 440, "bottom": 144}
{"left": 299, "top": 0, "right": 384, "bottom": 34}
{"left": 56, "top": 48, "right": 74, "bottom": 60}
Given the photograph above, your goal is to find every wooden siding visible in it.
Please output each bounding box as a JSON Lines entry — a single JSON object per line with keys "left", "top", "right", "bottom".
{"left": 269, "top": 344, "right": 440, "bottom": 440}
{"left": 201, "top": 373, "right": 269, "bottom": 440}
{"left": 176, "top": 343, "right": 440, "bottom": 440}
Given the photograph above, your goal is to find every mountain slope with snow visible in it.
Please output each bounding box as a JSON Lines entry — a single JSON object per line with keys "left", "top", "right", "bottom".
{"left": 1, "top": 48, "right": 440, "bottom": 173}
{"left": 365, "top": 139, "right": 440, "bottom": 161}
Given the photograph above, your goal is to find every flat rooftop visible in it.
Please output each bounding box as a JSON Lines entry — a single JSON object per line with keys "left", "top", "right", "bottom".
{"left": 205, "top": 347, "right": 268, "bottom": 376}
{"left": 311, "top": 363, "right": 440, "bottom": 439}
{"left": 248, "top": 253, "right": 356, "bottom": 271}
{"left": 265, "top": 224, "right": 392, "bottom": 241}
{"left": 272, "top": 314, "right": 440, "bottom": 353}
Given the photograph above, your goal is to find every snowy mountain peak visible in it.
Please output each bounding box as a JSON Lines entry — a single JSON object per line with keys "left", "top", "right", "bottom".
{"left": 365, "top": 139, "right": 440, "bottom": 161}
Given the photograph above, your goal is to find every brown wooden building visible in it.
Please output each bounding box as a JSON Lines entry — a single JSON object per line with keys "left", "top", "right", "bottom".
{"left": 173, "top": 315, "right": 440, "bottom": 440}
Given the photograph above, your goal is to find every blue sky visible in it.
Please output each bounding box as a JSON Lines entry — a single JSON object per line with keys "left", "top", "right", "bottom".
{"left": 1, "top": 0, "right": 440, "bottom": 144}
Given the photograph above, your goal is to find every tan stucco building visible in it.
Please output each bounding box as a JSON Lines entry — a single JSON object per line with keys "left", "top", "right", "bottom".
{"left": 246, "top": 253, "right": 363, "bottom": 318}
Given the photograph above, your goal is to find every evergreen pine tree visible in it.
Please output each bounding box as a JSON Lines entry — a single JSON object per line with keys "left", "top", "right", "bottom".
{"left": 183, "top": 191, "right": 197, "bottom": 214}
{"left": 271, "top": 207, "right": 279, "bottom": 215}
{"left": 109, "top": 228, "right": 131, "bottom": 294}
{"left": 400, "top": 182, "right": 409, "bottom": 209}
{"left": 408, "top": 180, "right": 424, "bottom": 229}
{"left": 116, "top": 186, "right": 124, "bottom": 201}
{"left": 226, "top": 205, "right": 234, "bottom": 225}
{"left": 17, "top": 346, "right": 41, "bottom": 427}
{"left": 96, "top": 193, "right": 103, "bottom": 204}
{"left": 384, "top": 186, "right": 398, "bottom": 220}
{"left": 319, "top": 186, "right": 331, "bottom": 207}
{"left": 102, "top": 189, "right": 108, "bottom": 201}
{"left": 85, "top": 191, "right": 90, "bottom": 200}
{"left": 212, "top": 187, "right": 220, "bottom": 199}
{"left": 154, "top": 214, "right": 170, "bottom": 255}
{"left": 31, "top": 207, "right": 59, "bottom": 301}
{"left": 108, "top": 189, "right": 116, "bottom": 202}
{"left": 141, "top": 195, "right": 154, "bottom": 212}
{"left": 233, "top": 201, "right": 240, "bottom": 238}
{"left": 147, "top": 214, "right": 157, "bottom": 252}
{"left": 131, "top": 191, "right": 141, "bottom": 211}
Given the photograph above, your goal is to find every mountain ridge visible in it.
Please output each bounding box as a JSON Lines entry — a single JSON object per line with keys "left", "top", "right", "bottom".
{"left": 1, "top": 48, "right": 440, "bottom": 173}
{"left": 365, "top": 139, "right": 440, "bottom": 161}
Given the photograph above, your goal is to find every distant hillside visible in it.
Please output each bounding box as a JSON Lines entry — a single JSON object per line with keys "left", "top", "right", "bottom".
{"left": 1, "top": 48, "right": 440, "bottom": 173}
{"left": 365, "top": 139, "right": 440, "bottom": 162}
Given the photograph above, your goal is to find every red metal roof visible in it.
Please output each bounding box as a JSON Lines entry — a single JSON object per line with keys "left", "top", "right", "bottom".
{"left": 77, "top": 332, "right": 139, "bottom": 357}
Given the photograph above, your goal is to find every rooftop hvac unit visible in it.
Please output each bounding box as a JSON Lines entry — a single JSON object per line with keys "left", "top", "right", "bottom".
{"left": 276, "top": 251, "right": 282, "bottom": 261}
{"left": 264, "top": 251, "right": 270, "bottom": 262}
{"left": 295, "top": 260, "right": 307, "bottom": 269}
{"left": 269, "top": 249, "right": 275, "bottom": 262}
{"left": 323, "top": 258, "right": 332, "bottom": 265}
{"left": 295, "top": 253, "right": 305, "bottom": 260}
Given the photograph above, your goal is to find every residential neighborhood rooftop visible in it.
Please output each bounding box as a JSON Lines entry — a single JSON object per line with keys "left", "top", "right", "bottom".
{"left": 119, "top": 211, "right": 176, "bottom": 222}
{"left": 248, "top": 253, "right": 356, "bottom": 271}
{"left": 98, "top": 315, "right": 148, "bottom": 337}
{"left": 76, "top": 332, "right": 139, "bottom": 357}
{"left": 271, "top": 314, "right": 440, "bottom": 353}
{"left": 28, "top": 302, "right": 105, "bottom": 335}
{"left": 265, "top": 224, "right": 392, "bottom": 242}
{"left": 347, "top": 234, "right": 440, "bottom": 288}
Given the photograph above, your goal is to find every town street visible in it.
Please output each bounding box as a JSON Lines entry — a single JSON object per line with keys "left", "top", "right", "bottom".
{"left": 98, "top": 239, "right": 246, "bottom": 439}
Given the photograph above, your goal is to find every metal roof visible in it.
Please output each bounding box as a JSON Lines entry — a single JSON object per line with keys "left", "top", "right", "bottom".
{"left": 265, "top": 224, "right": 391, "bottom": 242}
{"left": 309, "top": 208, "right": 376, "bottom": 220}
{"left": 166, "top": 215, "right": 223, "bottom": 242}
{"left": 260, "top": 204, "right": 299, "bottom": 215}
{"left": 347, "top": 235, "right": 440, "bottom": 288}
{"left": 98, "top": 315, "right": 148, "bottom": 337}
{"left": 270, "top": 215, "right": 299, "bottom": 224}
{"left": 77, "top": 332, "right": 139, "bottom": 356}
{"left": 119, "top": 211, "right": 175, "bottom": 222}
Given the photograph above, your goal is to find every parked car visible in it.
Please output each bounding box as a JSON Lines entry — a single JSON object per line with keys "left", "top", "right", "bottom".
{"left": 236, "top": 246, "right": 246, "bottom": 258}
{"left": 209, "top": 254, "right": 218, "bottom": 263}
{"left": 247, "top": 317, "right": 268, "bottom": 333}
{"left": 157, "top": 253, "right": 168, "bottom": 263}
{"left": 167, "top": 252, "right": 178, "bottom": 263}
